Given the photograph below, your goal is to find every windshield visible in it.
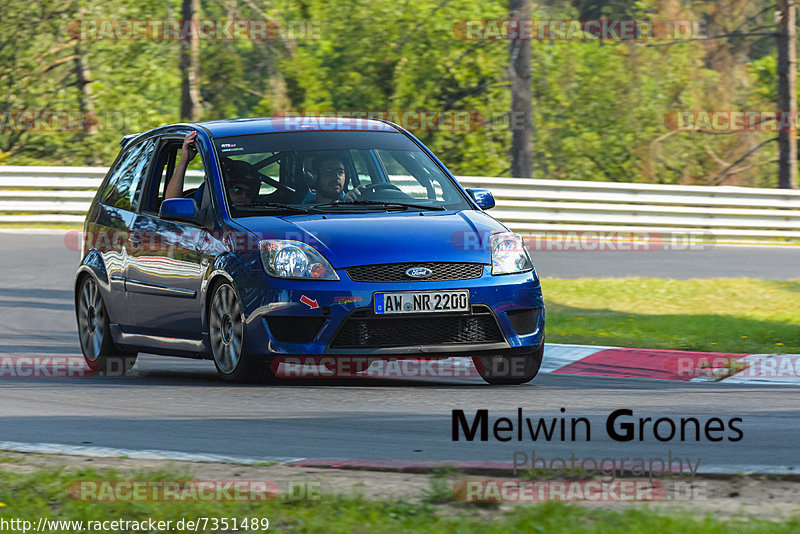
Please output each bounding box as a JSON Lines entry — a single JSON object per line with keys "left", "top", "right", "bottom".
{"left": 212, "top": 131, "right": 470, "bottom": 216}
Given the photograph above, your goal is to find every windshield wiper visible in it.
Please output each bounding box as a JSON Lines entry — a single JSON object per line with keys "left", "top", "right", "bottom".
{"left": 315, "top": 200, "right": 446, "bottom": 211}
{"left": 236, "top": 202, "right": 322, "bottom": 213}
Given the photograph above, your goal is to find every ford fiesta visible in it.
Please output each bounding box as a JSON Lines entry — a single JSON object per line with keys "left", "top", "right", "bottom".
{"left": 74, "top": 117, "right": 544, "bottom": 385}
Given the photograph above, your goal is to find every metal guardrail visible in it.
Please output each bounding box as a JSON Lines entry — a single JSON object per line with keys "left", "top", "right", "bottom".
{"left": 457, "top": 176, "right": 800, "bottom": 241}
{"left": 0, "top": 166, "right": 201, "bottom": 224}
{"left": 1, "top": 166, "right": 799, "bottom": 240}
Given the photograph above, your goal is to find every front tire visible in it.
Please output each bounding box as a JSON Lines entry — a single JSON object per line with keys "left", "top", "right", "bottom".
{"left": 473, "top": 340, "right": 544, "bottom": 385}
{"left": 208, "top": 282, "right": 270, "bottom": 383}
{"left": 76, "top": 275, "right": 137, "bottom": 376}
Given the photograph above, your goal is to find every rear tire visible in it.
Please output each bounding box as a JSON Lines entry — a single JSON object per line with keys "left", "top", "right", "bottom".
{"left": 473, "top": 340, "right": 543, "bottom": 385}
{"left": 76, "top": 275, "right": 137, "bottom": 376}
{"left": 208, "top": 281, "right": 270, "bottom": 383}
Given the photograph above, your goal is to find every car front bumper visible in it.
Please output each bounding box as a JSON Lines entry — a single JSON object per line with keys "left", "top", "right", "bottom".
{"left": 235, "top": 265, "right": 544, "bottom": 361}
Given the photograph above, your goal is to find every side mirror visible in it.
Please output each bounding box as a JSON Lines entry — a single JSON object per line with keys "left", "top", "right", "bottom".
{"left": 159, "top": 198, "right": 197, "bottom": 221}
{"left": 466, "top": 188, "right": 495, "bottom": 210}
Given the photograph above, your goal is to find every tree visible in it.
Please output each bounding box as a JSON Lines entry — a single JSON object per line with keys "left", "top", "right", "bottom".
{"left": 180, "top": 0, "right": 202, "bottom": 121}
{"left": 777, "top": 0, "right": 798, "bottom": 189}
{"left": 509, "top": 0, "right": 533, "bottom": 178}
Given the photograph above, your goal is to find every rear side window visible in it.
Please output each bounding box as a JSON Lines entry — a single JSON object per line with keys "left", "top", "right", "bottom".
{"left": 101, "top": 138, "right": 157, "bottom": 211}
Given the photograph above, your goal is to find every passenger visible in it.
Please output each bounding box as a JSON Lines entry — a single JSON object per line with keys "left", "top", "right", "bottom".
{"left": 164, "top": 131, "right": 198, "bottom": 200}
{"left": 165, "top": 133, "right": 261, "bottom": 208}
{"left": 224, "top": 163, "right": 262, "bottom": 206}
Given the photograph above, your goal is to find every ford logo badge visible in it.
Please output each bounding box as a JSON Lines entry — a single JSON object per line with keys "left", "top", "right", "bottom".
{"left": 405, "top": 267, "right": 432, "bottom": 279}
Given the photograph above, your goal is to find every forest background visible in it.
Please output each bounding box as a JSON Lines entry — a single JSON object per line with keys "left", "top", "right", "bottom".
{"left": 0, "top": 0, "right": 793, "bottom": 188}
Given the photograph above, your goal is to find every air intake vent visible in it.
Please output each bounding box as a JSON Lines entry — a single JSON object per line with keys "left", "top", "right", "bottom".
{"left": 266, "top": 316, "right": 326, "bottom": 343}
{"left": 330, "top": 306, "right": 503, "bottom": 348}
{"left": 507, "top": 308, "right": 540, "bottom": 335}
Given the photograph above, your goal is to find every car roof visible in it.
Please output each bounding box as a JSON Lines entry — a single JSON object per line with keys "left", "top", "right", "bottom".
{"left": 118, "top": 117, "right": 404, "bottom": 149}
{"left": 194, "top": 116, "right": 400, "bottom": 137}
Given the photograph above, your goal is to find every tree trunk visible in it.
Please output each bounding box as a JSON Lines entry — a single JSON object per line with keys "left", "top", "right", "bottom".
{"left": 73, "top": 42, "right": 97, "bottom": 134}
{"left": 180, "top": 0, "right": 202, "bottom": 121}
{"left": 777, "top": 0, "right": 798, "bottom": 189}
{"left": 509, "top": 0, "right": 533, "bottom": 178}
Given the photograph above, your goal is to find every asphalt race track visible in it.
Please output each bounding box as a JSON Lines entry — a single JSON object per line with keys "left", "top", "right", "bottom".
{"left": 529, "top": 242, "right": 800, "bottom": 280}
{"left": 0, "top": 231, "right": 798, "bottom": 473}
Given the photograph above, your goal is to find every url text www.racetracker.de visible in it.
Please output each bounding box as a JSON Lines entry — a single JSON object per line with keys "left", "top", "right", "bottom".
{"left": 0, "top": 517, "right": 269, "bottom": 533}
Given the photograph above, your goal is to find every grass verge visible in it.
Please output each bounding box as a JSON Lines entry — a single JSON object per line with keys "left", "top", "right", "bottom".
{"left": 543, "top": 278, "right": 800, "bottom": 354}
{"left": 1, "top": 463, "right": 799, "bottom": 533}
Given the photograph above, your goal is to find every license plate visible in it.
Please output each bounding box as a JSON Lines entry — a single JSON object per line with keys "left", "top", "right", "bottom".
{"left": 374, "top": 290, "right": 470, "bottom": 314}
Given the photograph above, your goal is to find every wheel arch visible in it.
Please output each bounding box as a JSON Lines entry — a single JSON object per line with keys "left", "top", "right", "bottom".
{"left": 203, "top": 270, "right": 235, "bottom": 325}
{"left": 74, "top": 251, "right": 110, "bottom": 318}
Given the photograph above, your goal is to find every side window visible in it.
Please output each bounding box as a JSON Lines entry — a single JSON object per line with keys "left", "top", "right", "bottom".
{"left": 101, "top": 142, "right": 146, "bottom": 206}
{"left": 144, "top": 141, "right": 178, "bottom": 213}
{"left": 101, "top": 138, "right": 157, "bottom": 211}
{"left": 182, "top": 141, "right": 206, "bottom": 192}
{"left": 144, "top": 138, "right": 207, "bottom": 213}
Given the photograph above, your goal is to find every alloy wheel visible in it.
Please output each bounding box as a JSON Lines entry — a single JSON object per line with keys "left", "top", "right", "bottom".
{"left": 209, "top": 284, "right": 244, "bottom": 374}
{"left": 77, "top": 276, "right": 106, "bottom": 361}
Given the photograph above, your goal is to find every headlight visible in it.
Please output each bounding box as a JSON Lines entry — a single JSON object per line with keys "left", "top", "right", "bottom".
{"left": 491, "top": 232, "right": 533, "bottom": 275}
{"left": 258, "top": 240, "right": 339, "bottom": 280}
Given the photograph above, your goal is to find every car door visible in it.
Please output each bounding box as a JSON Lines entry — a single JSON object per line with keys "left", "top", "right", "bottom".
{"left": 124, "top": 132, "right": 213, "bottom": 339}
{"left": 91, "top": 137, "right": 157, "bottom": 327}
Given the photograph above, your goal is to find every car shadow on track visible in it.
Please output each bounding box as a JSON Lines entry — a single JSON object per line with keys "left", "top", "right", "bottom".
{"left": 132, "top": 368, "right": 490, "bottom": 388}
{"left": 0, "top": 354, "right": 523, "bottom": 388}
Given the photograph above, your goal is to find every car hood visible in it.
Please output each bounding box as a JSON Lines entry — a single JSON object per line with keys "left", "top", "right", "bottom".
{"left": 238, "top": 210, "right": 507, "bottom": 268}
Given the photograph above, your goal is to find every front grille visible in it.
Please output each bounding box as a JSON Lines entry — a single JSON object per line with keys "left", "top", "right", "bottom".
{"left": 346, "top": 262, "right": 484, "bottom": 283}
{"left": 265, "top": 316, "right": 327, "bottom": 343}
{"left": 329, "top": 306, "right": 504, "bottom": 348}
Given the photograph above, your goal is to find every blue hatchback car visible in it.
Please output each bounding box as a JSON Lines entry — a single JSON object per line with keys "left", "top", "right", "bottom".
{"left": 74, "top": 117, "right": 544, "bottom": 384}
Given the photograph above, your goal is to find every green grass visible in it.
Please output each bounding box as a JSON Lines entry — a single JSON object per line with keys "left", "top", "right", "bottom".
{"left": 0, "top": 464, "right": 798, "bottom": 533}
{"left": 543, "top": 278, "right": 800, "bottom": 354}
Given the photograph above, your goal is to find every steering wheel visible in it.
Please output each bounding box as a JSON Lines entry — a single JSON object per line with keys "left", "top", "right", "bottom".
{"left": 361, "top": 183, "right": 402, "bottom": 196}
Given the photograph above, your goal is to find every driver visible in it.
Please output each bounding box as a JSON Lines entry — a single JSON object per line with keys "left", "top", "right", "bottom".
{"left": 302, "top": 154, "right": 364, "bottom": 204}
